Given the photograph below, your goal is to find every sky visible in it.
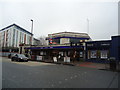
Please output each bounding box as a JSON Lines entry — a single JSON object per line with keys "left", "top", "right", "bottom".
{"left": 0, "top": 0, "right": 119, "bottom": 40}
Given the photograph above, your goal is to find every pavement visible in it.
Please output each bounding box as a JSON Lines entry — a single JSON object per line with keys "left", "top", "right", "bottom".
{"left": 38, "top": 59, "right": 110, "bottom": 70}
{"left": 2, "top": 57, "right": 119, "bottom": 88}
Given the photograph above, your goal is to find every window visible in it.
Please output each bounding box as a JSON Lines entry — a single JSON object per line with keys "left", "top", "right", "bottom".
{"left": 12, "top": 29, "right": 15, "bottom": 47}
{"left": 90, "top": 51, "right": 97, "bottom": 58}
{"left": 80, "top": 52, "right": 83, "bottom": 57}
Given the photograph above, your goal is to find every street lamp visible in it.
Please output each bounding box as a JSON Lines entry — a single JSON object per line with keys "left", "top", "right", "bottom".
{"left": 31, "top": 19, "right": 33, "bottom": 45}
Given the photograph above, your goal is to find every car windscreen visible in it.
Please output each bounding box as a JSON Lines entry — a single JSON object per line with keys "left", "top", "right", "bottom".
{"left": 18, "top": 54, "right": 27, "bottom": 58}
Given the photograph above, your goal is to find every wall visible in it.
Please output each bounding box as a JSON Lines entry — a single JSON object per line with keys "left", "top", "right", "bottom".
{"left": 110, "top": 36, "right": 120, "bottom": 61}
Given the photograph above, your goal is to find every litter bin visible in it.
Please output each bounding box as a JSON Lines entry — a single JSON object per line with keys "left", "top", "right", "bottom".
{"left": 109, "top": 57, "right": 116, "bottom": 70}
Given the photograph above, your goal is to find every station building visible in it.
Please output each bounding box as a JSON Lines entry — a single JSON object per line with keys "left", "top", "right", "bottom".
{"left": 25, "top": 32, "right": 92, "bottom": 62}
{"left": 25, "top": 33, "right": 120, "bottom": 63}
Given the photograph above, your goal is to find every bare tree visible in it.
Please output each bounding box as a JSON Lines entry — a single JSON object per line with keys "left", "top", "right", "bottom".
{"left": 37, "top": 36, "right": 48, "bottom": 46}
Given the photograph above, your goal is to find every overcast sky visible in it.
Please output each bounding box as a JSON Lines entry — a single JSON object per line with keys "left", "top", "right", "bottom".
{"left": 0, "top": 0, "right": 119, "bottom": 40}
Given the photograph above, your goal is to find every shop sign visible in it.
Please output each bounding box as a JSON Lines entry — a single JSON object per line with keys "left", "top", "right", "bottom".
{"left": 53, "top": 57, "right": 57, "bottom": 62}
{"left": 101, "top": 44, "right": 110, "bottom": 46}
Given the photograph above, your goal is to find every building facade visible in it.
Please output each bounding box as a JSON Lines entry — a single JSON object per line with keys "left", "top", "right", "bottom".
{"left": 0, "top": 24, "right": 33, "bottom": 48}
{"left": 46, "top": 32, "right": 92, "bottom": 45}
{"left": 85, "top": 40, "right": 111, "bottom": 63}
{"left": 0, "top": 24, "right": 34, "bottom": 56}
{"left": 85, "top": 35, "right": 120, "bottom": 63}
{"left": 25, "top": 32, "right": 91, "bottom": 62}
{"left": 110, "top": 35, "right": 120, "bottom": 61}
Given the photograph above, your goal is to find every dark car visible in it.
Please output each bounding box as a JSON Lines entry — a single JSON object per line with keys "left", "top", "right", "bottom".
{"left": 11, "top": 54, "right": 29, "bottom": 62}
{"left": 8, "top": 53, "right": 17, "bottom": 58}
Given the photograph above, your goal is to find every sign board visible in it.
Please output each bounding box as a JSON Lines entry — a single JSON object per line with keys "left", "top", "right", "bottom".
{"left": 53, "top": 57, "right": 57, "bottom": 62}
{"left": 110, "top": 57, "right": 116, "bottom": 60}
{"left": 64, "top": 57, "right": 70, "bottom": 62}
{"left": 37, "top": 56, "right": 42, "bottom": 61}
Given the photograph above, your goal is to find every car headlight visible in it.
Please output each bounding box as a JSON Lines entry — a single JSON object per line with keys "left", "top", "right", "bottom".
{"left": 20, "top": 58, "right": 23, "bottom": 59}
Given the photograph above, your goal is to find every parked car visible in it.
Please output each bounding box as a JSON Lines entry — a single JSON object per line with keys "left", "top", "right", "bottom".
{"left": 11, "top": 54, "right": 29, "bottom": 62}
{"left": 8, "top": 53, "right": 17, "bottom": 58}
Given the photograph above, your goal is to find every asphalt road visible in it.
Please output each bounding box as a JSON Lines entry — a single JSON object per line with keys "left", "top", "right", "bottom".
{"left": 2, "top": 57, "right": 119, "bottom": 88}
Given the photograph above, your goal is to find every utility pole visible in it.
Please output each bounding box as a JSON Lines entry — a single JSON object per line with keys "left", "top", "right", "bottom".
{"left": 87, "top": 18, "right": 89, "bottom": 35}
{"left": 31, "top": 19, "right": 33, "bottom": 45}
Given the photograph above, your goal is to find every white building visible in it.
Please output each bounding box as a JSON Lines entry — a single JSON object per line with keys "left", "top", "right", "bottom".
{"left": 0, "top": 24, "right": 33, "bottom": 48}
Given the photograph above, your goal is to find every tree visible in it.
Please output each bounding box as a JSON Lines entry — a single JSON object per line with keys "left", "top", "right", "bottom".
{"left": 37, "top": 36, "right": 48, "bottom": 46}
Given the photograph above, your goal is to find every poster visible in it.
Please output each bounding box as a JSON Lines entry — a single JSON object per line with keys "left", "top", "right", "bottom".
{"left": 37, "top": 56, "right": 42, "bottom": 61}
{"left": 90, "top": 51, "right": 97, "bottom": 58}
{"left": 53, "top": 57, "right": 57, "bottom": 62}
{"left": 80, "top": 52, "right": 83, "bottom": 57}
{"left": 100, "top": 50, "right": 108, "bottom": 59}
{"left": 64, "top": 57, "right": 70, "bottom": 62}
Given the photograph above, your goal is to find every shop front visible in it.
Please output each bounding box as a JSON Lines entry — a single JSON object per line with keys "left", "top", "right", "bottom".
{"left": 86, "top": 40, "right": 111, "bottom": 63}
{"left": 25, "top": 45, "right": 84, "bottom": 63}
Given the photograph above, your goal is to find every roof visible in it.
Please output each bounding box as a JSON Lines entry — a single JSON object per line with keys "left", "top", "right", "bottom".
{"left": 47, "top": 31, "right": 91, "bottom": 39}
{"left": 34, "top": 38, "right": 40, "bottom": 41}
{"left": 0, "top": 24, "right": 33, "bottom": 35}
{"left": 111, "top": 35, "right": 120, "bottom": 38}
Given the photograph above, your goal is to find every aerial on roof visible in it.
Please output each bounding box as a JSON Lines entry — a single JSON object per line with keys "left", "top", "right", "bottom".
{"left": 0, "top": 24, "right": 33, "bottom": 35}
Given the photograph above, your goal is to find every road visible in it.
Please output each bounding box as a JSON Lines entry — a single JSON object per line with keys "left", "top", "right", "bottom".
{"left": 2, "top": 57, "right": 119, "bottom": 88}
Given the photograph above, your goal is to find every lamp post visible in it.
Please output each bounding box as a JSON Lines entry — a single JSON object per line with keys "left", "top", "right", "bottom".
{"left": 31, "top": 19, "right": 33, "bottom": 45}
